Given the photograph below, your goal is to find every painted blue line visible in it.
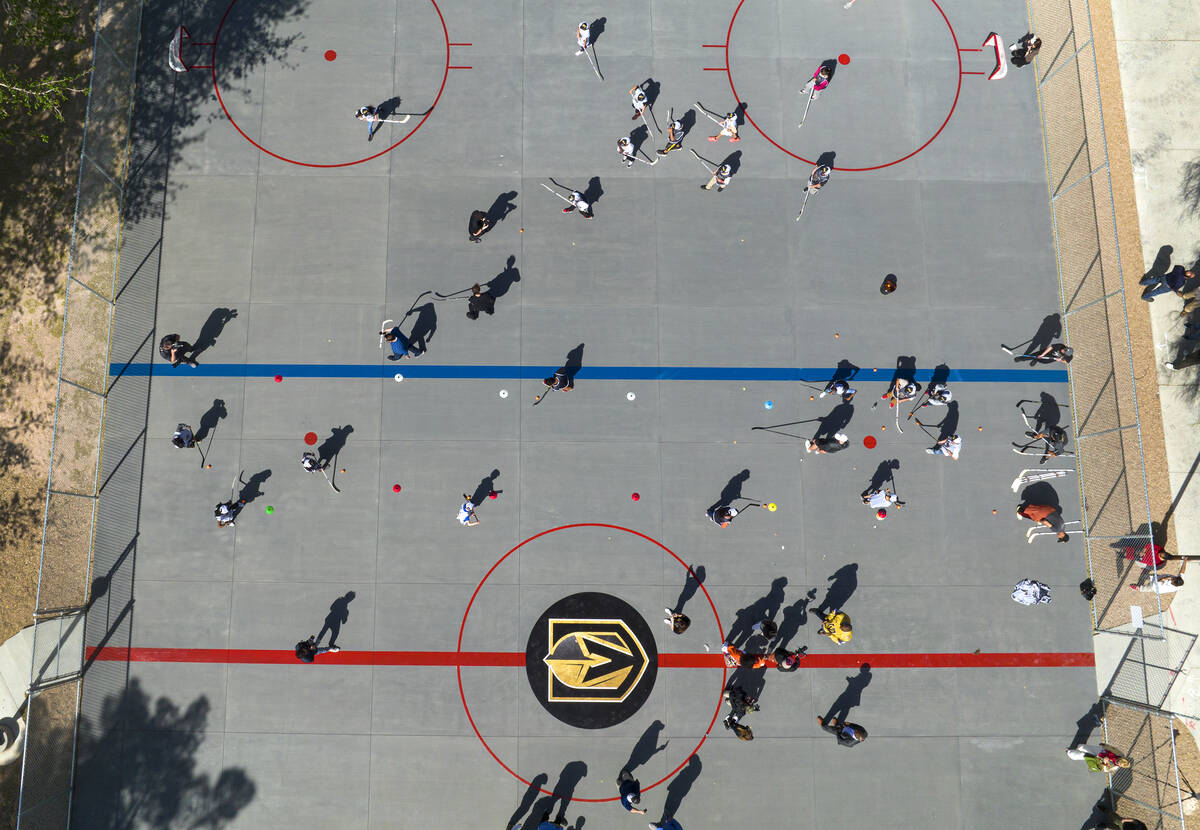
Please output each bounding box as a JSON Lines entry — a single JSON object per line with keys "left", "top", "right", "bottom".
{"left": 114, "top": 363, "right": 1069, "bottom": 383}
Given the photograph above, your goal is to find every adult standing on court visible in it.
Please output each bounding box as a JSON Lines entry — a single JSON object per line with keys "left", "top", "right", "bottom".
{"left": 926, "top": 434, "right": 962, "bottom": 460}
{"left": 468, "top": 209, "right": 492, "bottom": 243}
{"left": 805, "top": 164, "right": 831, "bottom": 194}
{"left": 616, "top": 769, "right": 647, "bottom": 815}
{"left": 466, "top": 284, "right": 495, "bottom": 320}
{"left": 817, "top": 715, "right": 868, "bottom": 746}
{"left": 1016, "top": 502, "right": 1069, "bottom": 542}
{"left": 701, "top": 162, "right": 733, "bottom": 193}
{"left": 160, "top": 334, "right": 198, "bottom": 367}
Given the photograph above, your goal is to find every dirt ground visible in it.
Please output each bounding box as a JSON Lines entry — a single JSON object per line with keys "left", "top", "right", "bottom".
{"left": 0, "top": 7, "right": 95, "bottom": 824}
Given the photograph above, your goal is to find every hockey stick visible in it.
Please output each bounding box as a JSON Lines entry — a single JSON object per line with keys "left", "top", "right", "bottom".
{"left": 532, "top": 385, "right": 555, "bottom": 406}
{"left": 540, "top": 182, "right": 575, "bottom": 206}
{"left": 433, "top": 286, "right": 474, "bottom": 301}
{"left": 906, "top": 388, "right": 931, "bottom": 420}
{"left": 894, "top": 396, "right": 904, "bottom": 434}
{"left": 795, "top": 187, "right": 812, "bottom": 220}
{"left": 640, "top": 111, "right": 655, "bottom": 138}
{"left": 402, "top": 290, "right": 432, "bottom": 320}
{"left": 688, "top": 148, "right": 716, "bottom": 174}
{"left": 911, "top": 416, "right": 937, "bottom": 440}
{"left": 1027, "top": 521, "right": 1083, "bottom": 542}
{"left": 584, "top": 44, "right": 603, "bottom": 80}
{"left": 695, "top": 101, "right": 724, "bottom": 125}
{"left": 797, "top": 88, "right": 815, "bottom": 128}
{"left": 628, "top": 150, "right": 658, "bottom": 166}
{"left": 319, "top": 465, "right": 340, "bottom": 493}
{"left": 646, "top": 103, "right": 662, "bottom": 134}
{"left": 1012, "top": 445, "right": 1075, "bottom": 457}
{"left": 1010, "top": 469, "right": 1073, "bottom": 492}
{"left": 379, "top": 319, "right": 394, "bottom": 349}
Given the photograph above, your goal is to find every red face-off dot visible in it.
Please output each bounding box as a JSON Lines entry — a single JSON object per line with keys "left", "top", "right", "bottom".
{"left": 838, "top": 53, "right": 851, "bottom": 65}
{"left": 863, "top": 435, "right": 877, "bottom": 449}
{"left": 324, "top": 49, "right": 337, "bottom": 61}
{"left": 304, "top": 431, "right": 318, "bottom": 445}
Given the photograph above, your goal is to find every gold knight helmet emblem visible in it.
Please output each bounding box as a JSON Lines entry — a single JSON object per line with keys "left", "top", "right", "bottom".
{"left": 543, "top": 618, "right": 649, "bottom": 702}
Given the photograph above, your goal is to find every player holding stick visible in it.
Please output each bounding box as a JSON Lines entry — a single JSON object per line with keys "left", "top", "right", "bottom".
{"left": 629, "top": 84, "right": 654, "bottom": 136}
{"left": 617, "top": 136, "right": 657, "bottom": 166}
{"left": 690, "top": 149, "right": 732, "bottom": 192}
{"left": 697, "top": 102, "right": 740, "bottom": 143}
{"left": 796, "top": 164, "right": 832, "bottom": 219}
{"left": 657, "top": 110, "right": 686, "bottom": 155}
{"left": 540, "top": 182, "right": 594, "bottom": 218}
{"left": 575, "top": 22, "right": 603, "bottom": 79}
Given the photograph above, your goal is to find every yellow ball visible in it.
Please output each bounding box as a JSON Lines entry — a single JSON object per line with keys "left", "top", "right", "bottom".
{"left": 767, "top": 503, "right": 777, "bottom": 512}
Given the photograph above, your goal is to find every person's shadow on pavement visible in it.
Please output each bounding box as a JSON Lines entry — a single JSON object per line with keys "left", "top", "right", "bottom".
{"left": 315, "top": 591, "right": 355, "bottom": 647}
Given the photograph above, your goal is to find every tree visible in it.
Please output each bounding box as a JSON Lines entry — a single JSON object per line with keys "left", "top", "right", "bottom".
{"left": 0, "top": 0, "right": 90, "bottom": 143}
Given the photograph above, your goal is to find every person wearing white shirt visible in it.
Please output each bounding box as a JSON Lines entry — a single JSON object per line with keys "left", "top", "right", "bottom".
{"left": 1130, "top": 562, "right": 1186, "bottom": 594}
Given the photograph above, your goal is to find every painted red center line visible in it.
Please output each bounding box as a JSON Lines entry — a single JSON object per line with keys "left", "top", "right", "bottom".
{"left": 88, "top": 647, "right": 1094, "bottom": 668}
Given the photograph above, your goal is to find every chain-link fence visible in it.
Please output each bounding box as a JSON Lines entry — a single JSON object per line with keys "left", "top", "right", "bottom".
{"left": 1027, "top": 0, "right": 1159, "bottom": 635}
{"left": 15, "top": 0, "right": 145, "bottom": 825}
{"left": 1026, "top": 0, "right": 1198, "bottom": 824}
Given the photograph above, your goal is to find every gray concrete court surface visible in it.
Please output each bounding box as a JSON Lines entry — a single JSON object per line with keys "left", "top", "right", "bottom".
{"left": 74, "top": 0, "right": 1105, "bottom": 827}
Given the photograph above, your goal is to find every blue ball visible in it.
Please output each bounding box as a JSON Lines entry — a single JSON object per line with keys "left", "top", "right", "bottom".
{"left": 764, "top": 400, "right": 774, "bottom": 409}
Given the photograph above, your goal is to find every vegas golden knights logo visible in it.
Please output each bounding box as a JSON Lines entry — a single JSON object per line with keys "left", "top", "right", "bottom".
{"left": 543, "top": 618, "right": 649, "bottom": 703}
{"left": 526, "top": 592, "right": 658, "bottom": 728}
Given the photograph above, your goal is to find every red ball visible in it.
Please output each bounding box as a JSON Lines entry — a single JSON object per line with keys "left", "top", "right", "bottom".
{"left": 631, "top": 492, "right": 640, "bottom": 501}
{"left": 488, "top": 491, "right": 498, "bottom": 499}
{"left": 274, "top": 375, "right": 283, "bottom": 383}
{"left": 392, "top": 484, "right": 401, "bottom": 493}
{"left": 876, "top": 508, "right": 887, "bottom": 520}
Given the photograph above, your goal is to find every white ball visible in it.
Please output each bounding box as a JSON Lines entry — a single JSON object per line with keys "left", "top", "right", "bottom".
{"left": 394, "top": 373, "right": 403, "bottom": 382}
{"left": 626, "top": 392, "right": 636, "bottom": 401}
{"left": 499, "top": 389, "right": 509, "bottom": 398}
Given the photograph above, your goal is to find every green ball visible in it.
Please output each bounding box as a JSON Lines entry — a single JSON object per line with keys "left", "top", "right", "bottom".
{"left": 265, "top": 505, "right": 274, "bottom": 514}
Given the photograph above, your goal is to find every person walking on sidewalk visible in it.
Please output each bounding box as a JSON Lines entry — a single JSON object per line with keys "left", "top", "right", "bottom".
{"left": 1141, "top": 265, "right": 1197, "bottom": 310}
{"left": 294, "top": 635, "right": 340, "bottom": 663}
{"left": 1130, "top": 561, "right": 1186, "bottom": 595}
{"left": 817, "top": 715, "right": 867, "bottom": 746}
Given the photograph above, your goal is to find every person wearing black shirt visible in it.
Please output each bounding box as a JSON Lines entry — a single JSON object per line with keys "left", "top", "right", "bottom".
{"left": 468, "top": 210, "right": 492, "bottom": 243}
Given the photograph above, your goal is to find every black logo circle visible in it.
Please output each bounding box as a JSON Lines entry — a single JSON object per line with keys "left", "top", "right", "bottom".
{"left": 525, "top": 592, "right": 658, "bottom": 729}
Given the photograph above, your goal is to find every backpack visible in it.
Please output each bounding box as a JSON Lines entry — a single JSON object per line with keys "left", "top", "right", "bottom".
{"left": 1079, "top": 578, "right": 1097, "bottom": 601}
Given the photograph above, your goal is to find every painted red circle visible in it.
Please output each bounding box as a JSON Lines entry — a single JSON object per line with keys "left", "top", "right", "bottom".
{"left": 304, "top": 431, "right": 318, "bottom": 445}
{"left": 210, "top": 0, "right": 451, "bottom": 167}
{"left": 324, "top": 49, "right": 337, "bottom": 61}
{"left": 723, "top": 0, "right": 962, "bottom": 171}
{"left": 457, "top": 524, "right": 725, "bottom": 802}
{"left": 863, "top": 435, "right": 878, "bottom": 449}
{"left": 838, "top": 53, "right": 851, "bottom": 65}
